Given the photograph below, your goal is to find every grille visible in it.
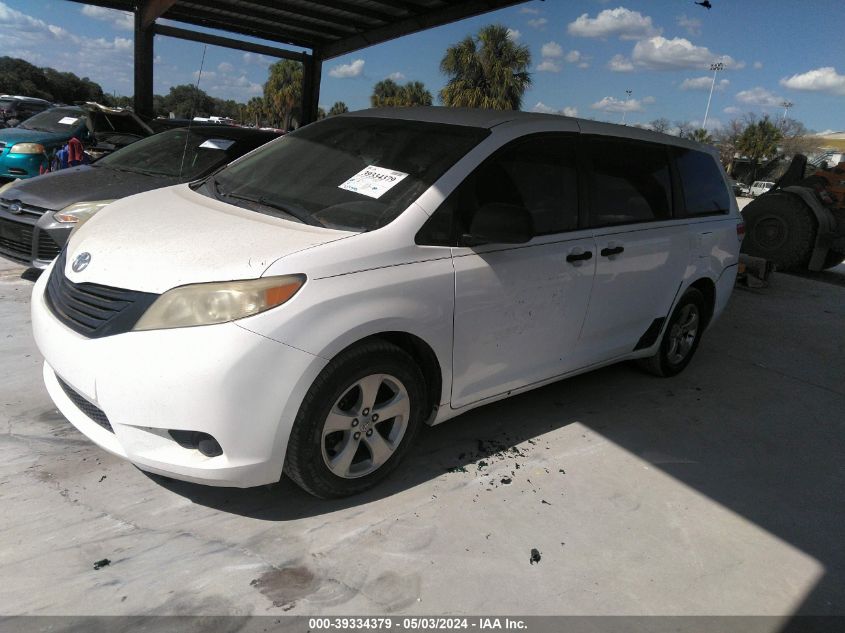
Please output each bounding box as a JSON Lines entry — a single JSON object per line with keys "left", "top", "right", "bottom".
{"left": 0, "top": 198, "right": 51, "bottom": 217}
{"left": 56, "top": 376, "right": 113, "bottom": 433}
{"left": 0, "top": 216, "right": 32, "bottom": 261}
{"left": 45, "top": 250, "right": 159, "bottom": 338}
{"left": 36, "top": 231, "right": 61, "bottom": 261}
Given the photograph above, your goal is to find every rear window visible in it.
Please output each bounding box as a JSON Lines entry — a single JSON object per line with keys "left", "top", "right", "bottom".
{"left": 204, "top": 117, "right": 489, "bottom": 232}
{"left": 675, "top": 148, "right": 730, "bottom": 215}
{"left": 587, "top": 137, "right": 672, "bottom": 227}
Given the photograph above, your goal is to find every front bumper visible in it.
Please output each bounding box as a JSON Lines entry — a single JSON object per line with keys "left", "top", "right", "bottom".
{"left": 0, "top": 150, "right": 46, "bottom": 180}
{"left": 32, "top": 269, "right": 328, "bottom": 487}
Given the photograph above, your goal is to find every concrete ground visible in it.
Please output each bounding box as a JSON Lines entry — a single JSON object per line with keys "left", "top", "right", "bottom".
{"left": 0, "top": 257, "right": 843, "bottom": 620}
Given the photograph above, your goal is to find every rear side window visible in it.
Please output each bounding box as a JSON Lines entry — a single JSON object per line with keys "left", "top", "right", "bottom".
{"left": 586, "top": 137, "right": 672, "bottom": 227}
{"left": 674, "top": 148, "right": 730, "bottom": 215}
{"left": 417, "top": 134, "right": 579, "bottom": 244}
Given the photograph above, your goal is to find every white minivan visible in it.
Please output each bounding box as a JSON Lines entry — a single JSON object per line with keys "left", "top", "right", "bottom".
{"left": 31, "top": 108, "right": 743, "bottom": 498}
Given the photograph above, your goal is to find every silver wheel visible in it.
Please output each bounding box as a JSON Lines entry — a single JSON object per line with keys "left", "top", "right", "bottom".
{"left": 666, "top": 304, "right": 700, "bottom": 365}
{"left": 320, "top": 373, "right": 411, "bottom": 479}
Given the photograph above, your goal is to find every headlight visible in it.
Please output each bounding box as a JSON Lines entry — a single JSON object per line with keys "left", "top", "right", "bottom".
{"left": 9, "top": 143, "right": 45, "bottom": 154}
{"left": 54, "top": 200, "right": 115, "bottom": 224}
{"left": 133, "top": 275, "right": 306, "bottom": 331}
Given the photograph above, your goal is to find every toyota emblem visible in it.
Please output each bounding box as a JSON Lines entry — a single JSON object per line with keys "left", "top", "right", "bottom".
{"left": 72, "top": 252, "right": 91, "bottom": 273}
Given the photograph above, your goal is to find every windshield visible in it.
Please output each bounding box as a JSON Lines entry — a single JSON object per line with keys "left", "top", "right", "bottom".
{"left": 98, "top": 128, "right": 242, "bottom": 179}
{"left": 18, "top": 107, "right": 84, "bottom": 133}
{"left": 0, "top": 99, "right": 16, "bottom": 113}
{"left": 203, "top": 117, "right": 489, "bottom": 232}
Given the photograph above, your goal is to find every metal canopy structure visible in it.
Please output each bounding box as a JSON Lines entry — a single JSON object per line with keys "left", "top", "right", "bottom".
{"left": 67, "top": 0, "right": 528, "bottom": 124}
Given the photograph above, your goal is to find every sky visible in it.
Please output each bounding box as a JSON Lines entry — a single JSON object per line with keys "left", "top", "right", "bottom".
{"left": 0, "top": 0, "right": 843, "bottom": 132}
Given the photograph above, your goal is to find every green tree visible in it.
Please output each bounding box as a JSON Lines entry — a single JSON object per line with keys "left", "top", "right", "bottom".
{"left": 264, "top": 59, "right": 302, "bottom": 131}
{"left": 737, "top": 115, "right": 783, "bottom": 180}
{"left": 157, "top": 84, "right": 215, "bottom": 118}
{"left": 244, "top": 96, "right": 266, "bottom": 127}
{"left": 401, "top": 81, "right": 433, "bottom": 106}
{"left": 714, "top": 118, "right": 746, "bottom": 169}
{"left": 328, "top": 101, "right": 349, "bottom": 116}
{"left": 648, "top": 118, "right": 671, "bottom": 134}
{"left": 370, "top": 78, "right": 401, "bottom": 107}
{"left": 439, "top": 24, "right": 531, "bottom": 110}
{"left": 689, "top": 128, "right": 714, "bottom": 144}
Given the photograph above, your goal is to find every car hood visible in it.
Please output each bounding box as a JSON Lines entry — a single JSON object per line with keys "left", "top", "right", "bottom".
{"left": 0, "top": 165, "right": 176, "bottom": 210}
{"left": 0, "top": 127, "right": 70, "bottom": 147}
{"left": 64, "top": 183, "right": 356, "bottom": 293}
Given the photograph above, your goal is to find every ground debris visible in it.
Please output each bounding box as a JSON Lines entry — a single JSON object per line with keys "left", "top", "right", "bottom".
{"left": 529, "top": 548, "right": 541, "bottom": 565}
{"left": 93, "top": 558, "right": 111, "bottom": 570}
{"left": 500, "top": 477, "right": 512, "bottom": 485}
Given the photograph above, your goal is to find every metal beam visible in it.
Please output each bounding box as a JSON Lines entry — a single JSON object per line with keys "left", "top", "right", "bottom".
{"left": 160, "top": 9, "right": 320, "bottom": 49}
{"left": 153, "top": 24, "right": 307, "bottom": 62}
{"left": 300, "top": 54, "right": 322, "bottom": 126}
{"left": 133, "top": 9, "right": 154, "bottom": 117}
{"left": 322, "top": 0, "right": 529, "bottom": 59}
{"left": 140, "top": 0, "right": 177, "bottom": 29}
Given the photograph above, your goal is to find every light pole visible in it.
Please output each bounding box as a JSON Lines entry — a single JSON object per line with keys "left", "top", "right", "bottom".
{"left": 621, "top": 89, "right": 632, "bottom": 124}
{"left": 781, "top": 100, "right": 794, "bottom": 121}
{"left": 703, "top": 61, "right": 724, "bottom": 130}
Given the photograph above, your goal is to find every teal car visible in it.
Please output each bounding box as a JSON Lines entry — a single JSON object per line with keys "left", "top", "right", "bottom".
{"left": 0, "top": 104, "right": 152, "bottom": 181}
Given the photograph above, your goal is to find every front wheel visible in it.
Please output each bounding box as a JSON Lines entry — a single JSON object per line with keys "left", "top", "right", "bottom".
{"left": 638, "top": 288, "right": 706, "bottom": 377}
{"left": 283, "top": 339, "right": 427, "bottom": 498}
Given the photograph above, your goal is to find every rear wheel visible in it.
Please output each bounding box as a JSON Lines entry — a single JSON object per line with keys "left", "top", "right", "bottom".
{"left": 638, "top": 288, "right": 705, "bottom": 377}
{"left": 283, "top": 339, "right": 426, "bottom": 498}
{"left": 741, "top": 193, "right": 816, "bottom": 271}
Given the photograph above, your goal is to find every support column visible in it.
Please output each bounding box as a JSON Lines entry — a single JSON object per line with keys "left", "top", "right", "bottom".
{"left": 133, "top": 9, "right": 154, "bottom": 117}
{"left": 301, "top": 53, "right": 322, "bottom": 126}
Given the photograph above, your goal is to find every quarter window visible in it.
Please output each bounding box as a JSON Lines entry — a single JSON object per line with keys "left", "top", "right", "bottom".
{"left": 587, "top": 138, "right": 672, "bottom": 227}
{"left": 674, "top": 148, "right": 731, "bottom": 215}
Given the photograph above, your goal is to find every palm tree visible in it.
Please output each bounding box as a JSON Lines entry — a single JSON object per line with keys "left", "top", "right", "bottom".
{"left": 737, "top": 116, "right": 783, "bottom": 180}
{"left": 244, "top": 96, "right": 265, "bottom": 127}
{"left": 689, "top": 128, "right": 714, "bottom": 144}
{"left": 401, "top": 81, "right": 433, "bottom": 106}
{"left": 439, "top": 24, "right": 531, "bottom": 110}
{"left": 328, "top": 101, "right": 349, "bottom": 116}
{"left": 264, "top": 60, "right": 302, "bottom": 130}
{"left": 371, "top": 79, "right": 401, "bottom": 107}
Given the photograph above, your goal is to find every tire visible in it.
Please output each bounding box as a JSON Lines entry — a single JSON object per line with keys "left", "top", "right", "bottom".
{"left": 741, "top": 193, "right": 817, "bottom": 271}
{"left": 822, "top": 249, "right": 845, "bottom": 270}
{"left": 638, "top": 288, "right": 706, "bottom": 378}
{"left": 283, "top": 339, "right": 427, "bottom": 498}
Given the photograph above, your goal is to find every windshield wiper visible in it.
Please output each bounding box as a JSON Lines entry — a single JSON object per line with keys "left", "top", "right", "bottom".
{"left": 215, "top": 187, "right": 322, "bottom": 227}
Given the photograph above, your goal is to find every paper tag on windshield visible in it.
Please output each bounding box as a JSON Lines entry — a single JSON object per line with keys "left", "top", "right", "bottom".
{"left": 338, "top": 165, "right": 408, "bottom": 199}
{"left": 199, "top": 138, "right": 235, "bottom": 150}
{"left": 58, "top": 117, "right": 79, "bottom": 125}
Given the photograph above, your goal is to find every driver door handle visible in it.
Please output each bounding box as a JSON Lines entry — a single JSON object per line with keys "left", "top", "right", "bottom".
{"left": 566, "top": 250, "right": 593, "bottom": 263}
{"left": 601, "top": 246, "right": 625, "bottom": 257}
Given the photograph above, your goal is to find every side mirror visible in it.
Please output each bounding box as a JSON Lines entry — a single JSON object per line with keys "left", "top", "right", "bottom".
{"left": 462, "top": 202, "right": 533, "bottom": 246}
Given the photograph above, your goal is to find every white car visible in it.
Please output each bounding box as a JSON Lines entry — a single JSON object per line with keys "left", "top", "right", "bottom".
{"left": 748, "top": 180, "right": 775, "bottom": 197}
{"left": 31, "top": 108, "right": 743, "bottom": 498}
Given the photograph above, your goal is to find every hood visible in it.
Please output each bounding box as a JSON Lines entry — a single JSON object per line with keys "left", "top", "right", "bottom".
{"left": 0, "top": 165, "right": 174, "bottom": 210}
{"left": 0, "top": 127, "right": 70, "bottom": 147}
{"left": 82, "top": 102, "right": 153, "bottom": 138}
{"left": 64, "top": 183, "right": 355, "bottom": 293}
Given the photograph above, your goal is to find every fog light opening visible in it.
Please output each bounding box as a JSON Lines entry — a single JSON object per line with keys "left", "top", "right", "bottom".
{"left": 168, "top": 430, "right": 223, "bottom": 457}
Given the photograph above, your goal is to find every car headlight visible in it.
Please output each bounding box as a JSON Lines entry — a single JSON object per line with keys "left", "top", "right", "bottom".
{"left": 54, "top": 200, "right": 115, "bottom": 224}
{"left": 9, "top": 143, "right": 45, "bottom": 154}
{"left": 133, "top": 275, "right": 306, "bottom": 331}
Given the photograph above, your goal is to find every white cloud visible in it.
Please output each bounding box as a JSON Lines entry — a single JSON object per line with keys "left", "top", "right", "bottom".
{"left": 541, "top": 41, "right": 563, "bottom": 58}
{"left": 195, "top": 67, "right": 262, "bottom": 98}
{"left": 242, "top": 52, "right": 273, "bottom": 67}
{"left": 568, "top": 7, "right": 660, "bottom": 40}
{"left": 387, "top": 71, "right": 405, "bottom": 82}
{"left": 680, "top": 76, "right": 729, "bottom": 91}
{"left": 80, "top": 5, "right": 133, "bottom": 31}
{"left": 642, "top": 95, "right": 656, "bottom": 104}
{"left": 780, "top": 67, "right": 845, "bottom": 96}
{"left": 531, "top": 102, "right": 578, "bottom": 117}
{"left": 527, "top": 18, "right": 547, "bottom": 29}
{"left": 329, "top": 58, "right": 365, "bottom": 78}
{"left": 520, "top": 6, "right": 541, "bottom": 14}
{"left": 217, "top": 62, "right": 234, "bottom": 73}
{"left": 565, "top": 50, "right": 582, "bottom": 63}
{"left": 578, "top": 62, "right": 590, "bottom": 69}
{"left": 735, "top": 86, "right": 785, "bottom": 107}
{"left": 631, "top": 36, "right": 742, "bottom": 71}
{"left": 506, "top": 28, "right": 521, "bottom": 42}
{"left": 536, "top": 59, "right": 561, "bottom": 73}
{"left": 723, "top": 106, "right": 741, "bottom": 115}
{"left": 676, "top": 14, "right": 701, "bottom": 36}
{"left": 753, "top": 61, "right": 763, "bottom": 70}
{"left": 607, "top": 54, "right": 634, "bottom": 72}
{"left": 591, "top": 96, "right": 645, "bottom": 113}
